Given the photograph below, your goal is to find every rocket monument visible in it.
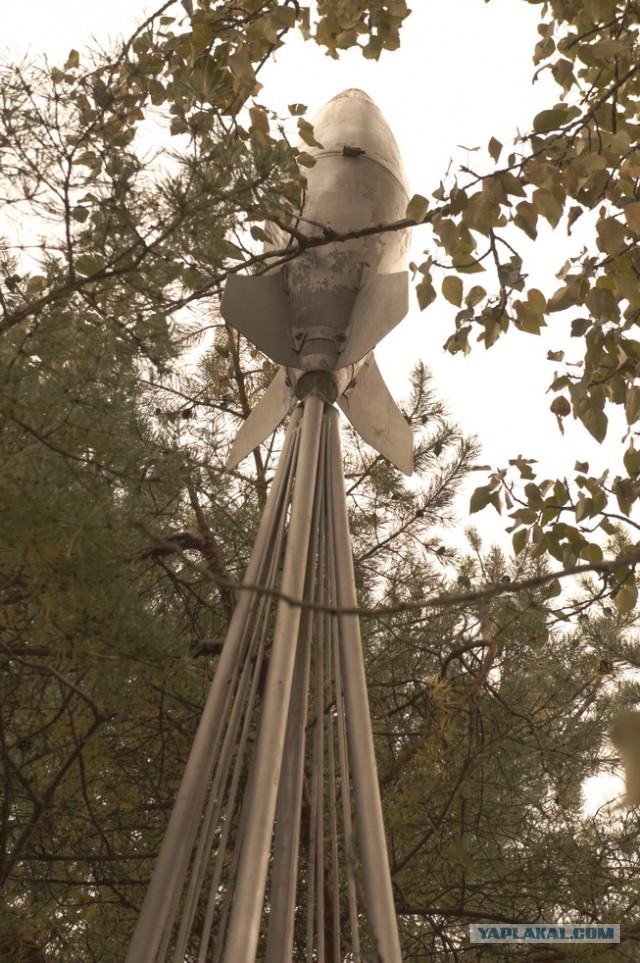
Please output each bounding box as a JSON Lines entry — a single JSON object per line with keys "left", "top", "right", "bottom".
{"left": 222, "top": 88, "right": 413, "bottom": 475}
{"left": 127, "top": 90, "right": 411, "bottom": 963}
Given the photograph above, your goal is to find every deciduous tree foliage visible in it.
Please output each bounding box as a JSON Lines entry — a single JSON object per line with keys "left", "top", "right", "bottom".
{"left": 0, "top": 1, "right": 640, "bottom": 960}
{"left": 418, "top": 0, "right": 640, "bottom": 606}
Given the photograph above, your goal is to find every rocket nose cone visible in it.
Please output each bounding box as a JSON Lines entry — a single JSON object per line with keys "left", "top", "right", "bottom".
{"left": 310, "top": 88, "right": 408, "bottom": 195}
{"left": 329, "top": 88, "right": 374, "bottom": 103}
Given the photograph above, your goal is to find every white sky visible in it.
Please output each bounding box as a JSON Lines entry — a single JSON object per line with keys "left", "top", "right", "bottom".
{"left": 3, "top": 1, "right": 629, "bottom": 548}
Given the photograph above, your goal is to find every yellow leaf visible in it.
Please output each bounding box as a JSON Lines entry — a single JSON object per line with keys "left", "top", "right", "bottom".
{"left": 65, "top": 49, "right": 80, "bottom": 70}
{"left": 441, "top": 275, "right": 462, "bottom": 307}
{"left": 191, "top": 20, "right": 214, "bottom": 51}
{"left": 416, "top": 277, "right": 436, "bottom": 311}
{"left": 586, "top": 286, "right": 619, "bottom": 322}
{"left": 624, "top": 201, "right": 640, "bottom": 234}
{"left": 249, "top": 106, "right": 269, "bottom": 134}
{"left": 405, "top": 194, "right": 429, "bottom": 223}
{"left": 465, "top": 285, "right": 486, "bottom": 307}
{"left": 533, "top": 188, "right": 563, "bottom": 228}
{"left": 297, "top": 118, "right": 323, "bottom": 149}
{"left": 451, "top": 252, "right": 485, "bottom": 274}
{"left": 615, "top": 582, "right": 637, "bottom": 616}
{"left": 597, "top": 216, "right": 627, "bottom": 255}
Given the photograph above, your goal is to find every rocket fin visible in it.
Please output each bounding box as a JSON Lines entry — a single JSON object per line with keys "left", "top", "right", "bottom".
{"left": 226, "top": 368, "right": 296, "bottom": 470}
{"left": 339, "top": 269, "right": 409, "bottom": 366}
{"left": 220, "top": 272, "right": 298, "bottom": 367}
{"left": 338, "top": 354, "right": 413, "bottom": 475}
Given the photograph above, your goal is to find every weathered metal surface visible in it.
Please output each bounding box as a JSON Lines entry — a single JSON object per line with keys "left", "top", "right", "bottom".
{"left": 274, "top": 87, "right": 411, "bottom": 371}
{"left": 221, "top": 89, "right": 414, "bottom": 475}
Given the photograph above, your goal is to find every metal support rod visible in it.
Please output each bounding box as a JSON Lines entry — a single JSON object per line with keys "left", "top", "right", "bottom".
{"left": 265, "top": 416, "right": 326, "bottom": 963}
{"left": 126, "top": 408, "right": 303, "bottom": 963}
{"left": 224, "top": 393, "right": 325, "bottom": 961}
{"left": 264, "top": 611, "right": 313, "bottom": 963}
{"left": 326, "top": 407, "right": 403, "bottom": 963}
{"left": 326, "top": 430, "right": 361, "bottom": 962}
{"left": 128, "top": 396, "right": 406, "bottom": 963}
{"left": 188, "top": 519, "right": 288, "bottom": 963}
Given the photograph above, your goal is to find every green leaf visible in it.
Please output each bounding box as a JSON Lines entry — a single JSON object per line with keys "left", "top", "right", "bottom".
{"left": 567, "top": 205, "right": 583, "bottom": 234}
{"left": 581, "top": 543, "right": 603, "bottom": 563}
{"left": 587, "top": 38, "right": 633, "bottom": 62}
{"left": 512, "top": 528, "right": 528, "bottom": 555}
{"left": 498, "top": 171, "right": 526, "bottom": 197}
{"left": 578, "top": 403, "right": 608, "bottom": 443}
{"left": 625, "top": 386, "right": 640, "bottom": 425}
{"left": 600, "top": 518, "right": 617, "bottom": 535}
{"left": 551, "top": 58, "right": 574, "bottom": 91}
{"left": 623, "top": 445, "right": 640, "bottom": 477}
{"left": 509, "top": 456, "right": 537, "bottom": 480}
{"left": 191, "top": 20, "right": 214, "bottom": 50}
{"left": 574, "top": 493, "right": 590, "bottom": 522}
{"left": 548, "top": 283, "right": 580, "bottom": 313}
{"left": 533, "top": 188, "right": 563, "bottom": 228}
{"left": 250, "top": 225, "right": 271, "bottom": 243}
{"left": 469, "top": 485, "right": 501, "bottom": 514}
{"left": 488, "top": 137, "right": 502, "bottom": 161}
{"left": 533, "top": 106, "right": 577, "bottom": 132}
{"left": 514, "top": 201, "right": 538, "bottom": 240}
{"left": 74, "top": 254, "right": 105, "bottom": 275}
{"left": 443, "top": 327, "right": 471, "bottom": 355}
{"left": 571, "top": 318, "right": 591, "bottom": 337}
{"left": 216, "top": 239, "right": 244, "bottom": 259}
{"left": 406, "top": 194, "right": 429, "bottom": 222}
{"left": 586, "top": 287, "right": 619, "bottom": 322}
{"left": 442, "top": 275, "right": 463, "bottom": 306}
{"left": 614, "top": 477, "right": 635, "bottom": 516}
{"left": 465, "top": 285, "right": 486, "bottom": 307}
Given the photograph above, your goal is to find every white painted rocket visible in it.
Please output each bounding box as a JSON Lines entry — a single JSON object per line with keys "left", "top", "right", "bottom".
{"left": 221, "top": 88, "right": 413, "bottom": 475}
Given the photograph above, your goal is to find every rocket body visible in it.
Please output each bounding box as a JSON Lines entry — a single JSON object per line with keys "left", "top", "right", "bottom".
{"left": 278, "top": 89, "right": 410, "bottom": 371}
{"left": 221, "top": 89, "right": 413, "bottom": 474}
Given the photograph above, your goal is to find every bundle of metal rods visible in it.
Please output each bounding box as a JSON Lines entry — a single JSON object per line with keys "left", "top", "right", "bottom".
{"left": 126, "top": 395, "right": 402, "bottom": 963}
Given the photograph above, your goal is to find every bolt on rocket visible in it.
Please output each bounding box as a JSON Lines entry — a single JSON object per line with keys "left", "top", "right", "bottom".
{"left": 221, "top": 88, "right": 413, "bottom": 475}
